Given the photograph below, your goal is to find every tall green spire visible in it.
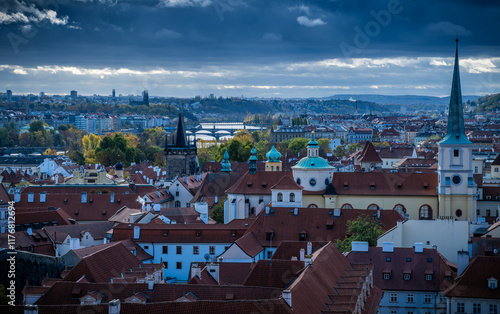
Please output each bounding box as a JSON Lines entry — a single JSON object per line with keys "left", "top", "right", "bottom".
{"left": 440, "top": 39, "right": 472, "bottom": 145}
{"left": 221, "top": 148, "right": 231, "bottom": 172}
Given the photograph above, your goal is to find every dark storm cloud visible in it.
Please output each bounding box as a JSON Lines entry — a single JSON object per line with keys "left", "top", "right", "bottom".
{"left": 0, "top": 0, "right": 499, "bottom": 97}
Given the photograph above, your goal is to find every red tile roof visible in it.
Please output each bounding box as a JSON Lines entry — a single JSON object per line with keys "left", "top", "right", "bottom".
{"left": 445, "top": 256, "right": 500, "bottom": 299}
{"left": 44, "top": 221, "right": 114, "bottom": 244}
{"left": 14, "top": 184, "right": 156, "bottom": 222}
{"left": 358, "top": 142, "right": 382, "bottom": 163}
{"left": 347, "top": 247, "right": 455, "bottom": 292}
{"left": 62, "top": 242, "right": 142, "bottom": 283}
{"left": 245, "top": 207, "right": 402, "bottom": 247}
{"left": 111, "top": 220, "right": 248, "bottom": 244}
{"left": 271, "top": 175, "right": 303, "bottom": 190}
{"left": 233, "top": 232, "right": 264, "bottom": 258}
{"left": 243, "top": 259, "right": 305, "bottom": 288}
{"left": 330, "top": 172, "right": 437, "bottom": 196}
{"left": 15, "top": 208, "right": 72, "bottom": 228}
{"left": 226, "top": 171, "right": 292, "bottom": 195}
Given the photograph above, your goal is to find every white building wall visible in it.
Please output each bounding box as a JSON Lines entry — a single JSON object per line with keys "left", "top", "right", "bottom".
{"left": 377, "top": 219, "right": 469, "bottom": 264}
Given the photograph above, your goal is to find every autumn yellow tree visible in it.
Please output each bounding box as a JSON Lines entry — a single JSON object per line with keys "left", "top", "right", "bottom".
{"left": 82, "top": 133, "right": 101, "bottom": 164}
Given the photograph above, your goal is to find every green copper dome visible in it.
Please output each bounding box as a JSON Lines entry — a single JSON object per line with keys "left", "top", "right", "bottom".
{"left": 221, "top": 148, "right": 231, "bottom": 172}
{"left": 293, "top": 156, "right": 333, "bottom": 169}
{"left": 266, "top": 145, "right": 282, "bottom": 162}
{"left": 308, "top": 131, "right": 319, "bottom": 147}
{"left": 249, "top": 147, "right": 258, "bottom": 161}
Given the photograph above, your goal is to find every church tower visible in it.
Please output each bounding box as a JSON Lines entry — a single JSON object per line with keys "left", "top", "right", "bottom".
{"left": 437, "top": 39, "right": 476, "bottom": 221}
{"left": 265, "top": 145, "right": 282, "bottom": 171}
{"left": 164, "top": 112, "right": 198, "bottom": 180}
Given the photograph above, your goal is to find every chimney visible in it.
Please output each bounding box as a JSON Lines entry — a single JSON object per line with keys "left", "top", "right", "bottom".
{"left": 190, "top": 264, "right": 201, "bottom": 279}
{"left": 147, "top": 276, "right": 154, "bottom": 291}
{"left": 24, "top": 305, "right": 38, "bottom": 314}
{"left": 133, "top": 226, "right": 140, "bottom": 239}
{"left": 157, "top": 190, "right": 161, "bottom": 198}
{"left": 195, "top": 202, "right": 209, "bottom": 224}
{"left": 69, "top": 238, "right": 80, "bottom": 250}
{"left": 307, "top": 242, "right": 312, "bottom": 255}
{"left": 299, "top": 248, "right": 305, "bottom": 261}
{"left": 154, "top": 204, "right": 160, "bottom": 212}
{"left": 293, "top": 208, "right": 299, "bottom": 216}
{"left": 351, "top": 241, "right": 369, "bottom": 252}
{"left": 415, "top": 242, "right": 424, "bottom": 253}
{"left": 27, "top": 227, "right": 33, "bottom": 236}
{"left": 382, "top": 242, "right": 394, "bottom": 253}
{"left": 214, "top": 196, "right": 218, "bottom": 204}
{"left": 184, "top": 176, "right": 188, "bottom": 184}
{"left": 108, "top": 299, "right": 121, "bottom": 314}
{"left": 457, "top": 250, "right": 470, "bottom": 276}
{"left": 282, "top": 290, "right": 292, "bottom": 308}
{"left": 432, "top": 244, "right": 437, "bottom": 250}
{"left": 304, "top": 255, "right": 312, "bottom": 266}
{"left": 207, "top": 263, "right": 219, "bottom": 284}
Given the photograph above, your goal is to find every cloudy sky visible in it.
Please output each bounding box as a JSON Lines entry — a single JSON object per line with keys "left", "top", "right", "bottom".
{"left": 0, "top": 0, "right": 499, "bottom": 98}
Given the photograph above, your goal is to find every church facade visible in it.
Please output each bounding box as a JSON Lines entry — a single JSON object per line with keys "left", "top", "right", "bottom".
{"left": 224, "top": 41, "right": 477, "bottom": 223}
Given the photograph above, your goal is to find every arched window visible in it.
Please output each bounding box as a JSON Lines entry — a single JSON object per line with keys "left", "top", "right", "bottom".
{"left": 325, "top": 178, "right": 329, "bottom": 185}
{"left": 393, "top": 204, "right": 406, "bottom": 216}
{"left": 276, "top": 166, "right": 280, "bottom": 171}
{"left": 174, "top": 200, "right": 181, "bottom": 208}
{"left": 290, "top": 193, "right": 295, "bottom": 202}
{"left": 296, "top": 178, "right": 301, "bottom": 185}
{"left": 308, "top": 203, "right": 318, "bottom": 208}
{"left": 367, "top": 204, "right": 379, "bottom": 210}
{"left": 495, "top": 168, "right": 499, "bottom": 173}
{"left": 277, "top": 192, "right": 283, "bottom": 202}
{"left": 341, "top": 203, "right": 353, "bottom": 210}
{"left": 419, "top": 205, "right": 432, "bottom": 220}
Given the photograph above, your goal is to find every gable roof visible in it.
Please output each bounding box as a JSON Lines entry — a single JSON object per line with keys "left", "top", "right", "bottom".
{"left": 226, "top": 171, "right": 291, "bottom": 195}
{"left": 271, "top": 175, "right": 303, "bottom": 190}
{"left": 62, "top": 242, "right": 142, "bottom": 283}
{"left": 358, "top": 142, "right": 382, "bottom": 163}
{"left": 44, "top": 222, "right": 115, "bottom": 244}
{"left": 347, "top": 247, "right": 455, "bottom": 292}
{"left": 445, "top": 256, "right": 500, "bottom": 299}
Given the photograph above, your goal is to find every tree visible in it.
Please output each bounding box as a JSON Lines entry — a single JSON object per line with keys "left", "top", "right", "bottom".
{"left": 288, "top": 138, "right": 309, "bottom": 155}
{"left": 209, "top": 199, "right": 225, "bottom": 224}
{"left": 335, "top": 216, "right": 384, "bottom": 252}
{"left": 95, "top": 133, "right": 135, "bottom": 166}
{"left": 82, "top": 133, "right": 101, "bottom": 163}
{"left": 317, "top": 138, "right": 332, "bottom": 155}
{"left": 69, "top": 150, "right": 86, "bottom": 165}
{"left": 0, "top": 284, "right": 8, "bottom": 305}
{"left": 43, "top": 148, "right": 57, "bottom": 155}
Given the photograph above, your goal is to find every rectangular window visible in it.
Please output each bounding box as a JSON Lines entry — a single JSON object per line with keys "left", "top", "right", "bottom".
{"left": 473, "top": 304, "right": 481, "bottom": 314}
{"left": 426, "top": 274, "right": 432, "bottom": 281}
{"left": 163, "top": 261, "right": 168, "bottom": 268}
{"left": 491, "top": 304, "right": 498, "bottom": 314}
{"left": 162, "top": 246, "right": 168, "bottom": 254}
{"left": 454, "top": 149, "right": 459, "bottom": 157}
{"left": 40, "top": 192, "right": 46, "bottom": 203}
{"left": 391, "top": 311, "right": 397, "bottom": 314}
{"left": 176, "top": 246, "right": 182, "bottom": 254}
{"left": 267, "top": 251, "right": 273, "bottom": 259}
{"left": 28, "top": 192, "right": 34, "bottom": 203}
{"left": 404, "top": 274, "right": 411, "bottom": 280}
{"left": 144, "top": 245, "right": 149, "bottom": 250}
{"left": 424, "top": 295, "right": 432, "bottom": 303}
{"left": 457, "top": 302, "right": 465, "bottom": 313}
{"left": 209, "top": 246, "right": 215, "bottom": 255}
{"left": 390, "top": 293, "right": 398, "bottom": 303}
{"left": 193, "top": 246, "right": 199, "bottom": 255}
{"left": 176, "top": 262, "right": 182, "bottom": 269}
{"left": 486, "top": 209, "right": 491, "bottom": 217}
{"left": 384, "top": 273, "right": 391, "bottom": 280}
{"left": 81, "top": 192, "right": 87, "bottom": 203}
{"left": 407, "top": 294, "right": 414, "bottom": 303}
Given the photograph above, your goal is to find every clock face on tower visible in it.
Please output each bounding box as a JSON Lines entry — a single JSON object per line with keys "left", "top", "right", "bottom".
{"left": 452, "top": 175, "right": 461, "bottom": 185}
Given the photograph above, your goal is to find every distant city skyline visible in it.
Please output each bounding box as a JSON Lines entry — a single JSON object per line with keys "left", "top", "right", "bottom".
{"left": 1, "top": 0, "right": 499, "bottom": 98}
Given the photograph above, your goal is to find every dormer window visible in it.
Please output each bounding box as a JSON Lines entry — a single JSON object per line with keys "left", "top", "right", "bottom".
{"left": 277, "top": 192, "right": 283, "bottom": 202}
{"left": 81, "top": 192, "right": 87, "bottom": 203}
{"left": 28, "top": 192, "right": 34, "bottom": 203}
{"left": 404, "top": 274, "right": 411, "bottom": 281}
{"left": 488, "top": 277, "right": 498, "bottom": 289}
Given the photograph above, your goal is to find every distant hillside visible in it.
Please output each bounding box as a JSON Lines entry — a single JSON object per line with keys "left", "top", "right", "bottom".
{"left": 323, "top": 94, "right": 480, "bottom": 106}
{"left": 473, "top": 93, "right": 500, "bottom": 112}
